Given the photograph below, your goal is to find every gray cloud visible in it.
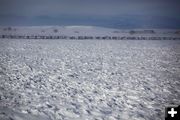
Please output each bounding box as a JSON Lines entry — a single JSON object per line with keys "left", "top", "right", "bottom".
{"left": 0, "top": 0, "right": 179, "bottom": 17}
{"left": 0, "top": 0, "right": 180, "bottom": 28}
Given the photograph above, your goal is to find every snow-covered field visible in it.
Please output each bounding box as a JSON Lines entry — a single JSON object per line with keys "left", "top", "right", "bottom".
{"left": 1, "top": 26, "right": 180, "bottom": 37}
{"left": 0, "top": 38, "right": 180, "bottom": 120}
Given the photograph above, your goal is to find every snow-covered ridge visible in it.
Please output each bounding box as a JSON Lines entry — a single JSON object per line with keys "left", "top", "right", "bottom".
{"left": 65, "top": 26, "right": 94, "bottom": 29}
{"left": 0, "top": 26, "right": 180, "bottom": 40}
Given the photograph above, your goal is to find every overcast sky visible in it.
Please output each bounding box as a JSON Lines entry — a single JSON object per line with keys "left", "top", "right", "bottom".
{"left": 0, "top": 0, "right": 180, "bottom": 28}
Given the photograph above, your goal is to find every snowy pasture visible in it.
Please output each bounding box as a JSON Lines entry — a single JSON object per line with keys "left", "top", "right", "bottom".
{"left": 0, "top": 39, "right": 180, "bottom": 120}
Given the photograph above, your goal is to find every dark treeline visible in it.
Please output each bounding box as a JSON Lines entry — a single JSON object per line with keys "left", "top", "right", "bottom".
{"left": 0, "top": 35, "right": 180, "bottom": 40}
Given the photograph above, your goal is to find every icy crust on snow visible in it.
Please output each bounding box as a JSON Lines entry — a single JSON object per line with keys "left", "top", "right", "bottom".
{"left": 0, "top": 39, "right": 180, "bottom": 120}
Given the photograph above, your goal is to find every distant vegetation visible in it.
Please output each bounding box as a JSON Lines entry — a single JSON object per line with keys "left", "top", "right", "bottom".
{"left": 3, "top": 27, "right": 16, "bottom": 31}
{"left": 53, "top": 29, "right": 58, "bottom": 33}
{"left": 129, "top": 30, "right": 155, "bottom": 35}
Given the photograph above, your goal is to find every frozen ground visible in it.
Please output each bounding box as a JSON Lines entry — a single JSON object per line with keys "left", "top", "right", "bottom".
{"left": 0, "top": 39, "right": 180, "bottom": 120}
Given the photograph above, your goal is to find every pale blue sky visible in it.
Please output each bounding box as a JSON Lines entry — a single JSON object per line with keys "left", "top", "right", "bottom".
{"left": 0, "top": 0, "right": 180, "bottom": 28}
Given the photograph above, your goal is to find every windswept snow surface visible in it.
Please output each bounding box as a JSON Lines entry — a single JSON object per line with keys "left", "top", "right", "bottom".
{"left": 0, "top": 39, "right": 180, "bottom": 120}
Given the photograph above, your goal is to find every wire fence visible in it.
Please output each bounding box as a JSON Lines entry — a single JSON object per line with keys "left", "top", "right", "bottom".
{"left": 0, "top": 35, "right": 180, "bottom": 40}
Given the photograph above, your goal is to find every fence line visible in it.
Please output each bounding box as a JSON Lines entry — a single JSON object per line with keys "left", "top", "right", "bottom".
{"left": 0, "top": 35, "right": 180, "bottom": 40}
